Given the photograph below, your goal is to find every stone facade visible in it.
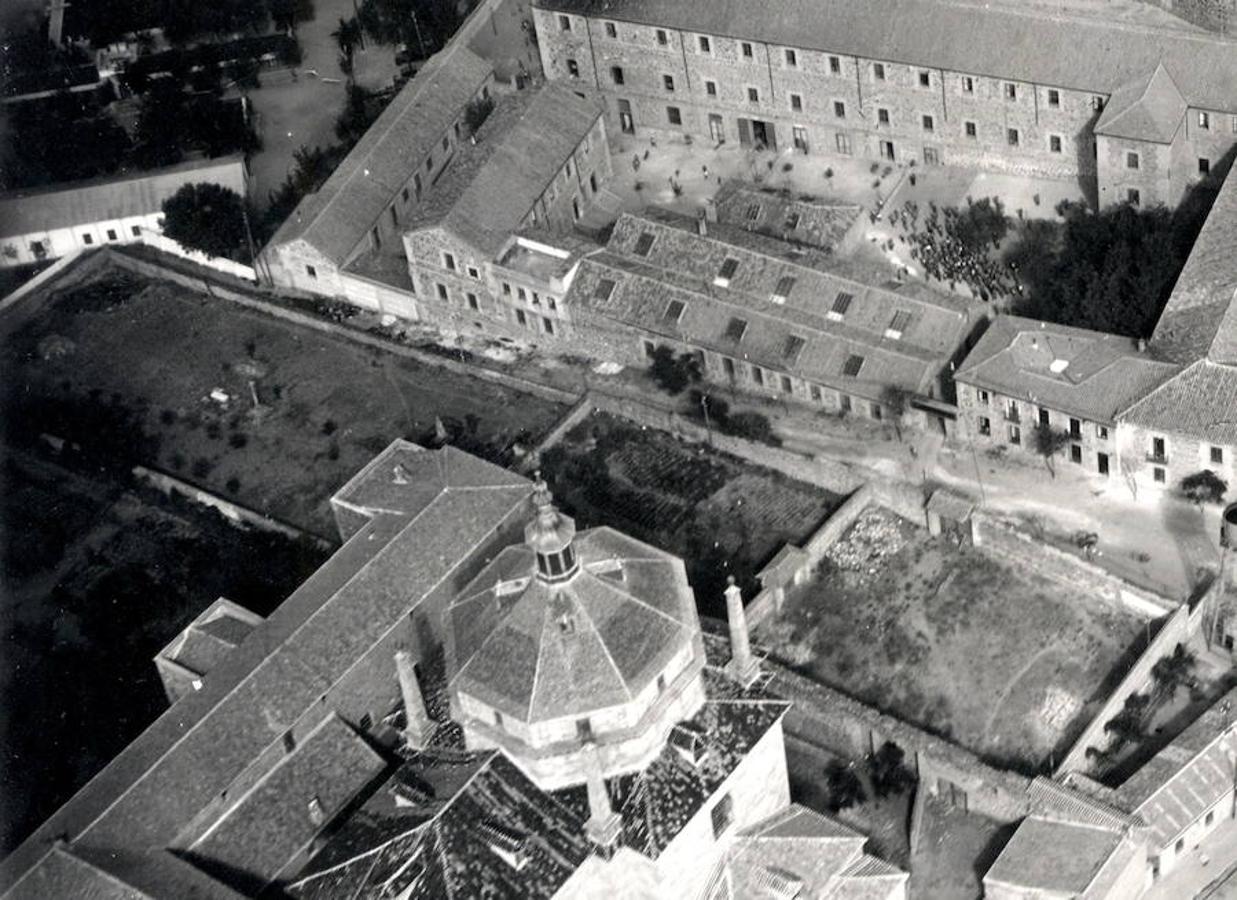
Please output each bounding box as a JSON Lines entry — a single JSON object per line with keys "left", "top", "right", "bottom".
{"left": 1117, "top": 421, "right": 1237, "bottom": 494}
{"left": 533, "top": 7, "right": 1237, "bottom": 206}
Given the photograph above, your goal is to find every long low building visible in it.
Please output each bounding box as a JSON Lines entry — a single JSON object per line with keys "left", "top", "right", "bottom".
{"left": 0, "top": 155, "right": 248, "bottom": 268}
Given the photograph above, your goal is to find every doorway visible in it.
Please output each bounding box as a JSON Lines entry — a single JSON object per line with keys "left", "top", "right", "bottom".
{"left": 617, "top": 99, "right": 635, "bottom": 135}
{"left": 1097, "top": 453, "right": 1110, "bottom": 476}
{"left": 752, "top": 119, "right": 776, "bottom": 150}
{"left": 880, "top": 139, "right": 896, "bottom": 161}
{"left": 708, "top": 113, "right": 724, "bottom": 144}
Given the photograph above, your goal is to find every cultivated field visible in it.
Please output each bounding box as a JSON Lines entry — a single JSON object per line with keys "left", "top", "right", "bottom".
{"left": 1, "top": 270, "right": 567, "bottom": 535}
{"left": 758, "top": 507, "right": 1147, "bottom": 768}
{"left": 539, "top": 412, "right": 843, "bottom": 615}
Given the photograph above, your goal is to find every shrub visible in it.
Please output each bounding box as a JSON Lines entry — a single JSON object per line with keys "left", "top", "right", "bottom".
{"left": 1180, "top": 470, "right": 1227, "bottom": 505}
{"left": 327, "top": 443, "right": 340, "bottom": 461}
{"left": 721, "top": 411, "right": 779, "bottom": 446}
{"left": 228, "top": 432, "right": 248, "bottom": 449}
{"left": 159, "top": 409, "right": 177, "bottom": 425}
{"left": 648, "top": 345, "right": 702, "bottom": 395}
{"left": 321, "top": 419, "right": 338, "bottom": 436}
{"left": 823, "top": 760, "right": 866, "bottom": 812}
{"left": 192, "top": 458, "right": 213, "bottom": 479}
{"left": 867, "top": 742, "right": 916, "bottom": 799}
{"left": 226, "top": 476, "right": 241, "bottom": 493}
{"left": 205, "top": 422, "right": 222, "bottom": 440}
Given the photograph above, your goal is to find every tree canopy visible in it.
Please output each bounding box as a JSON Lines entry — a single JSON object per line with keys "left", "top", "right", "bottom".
{"left": 161, "top": 183, "right": 249, "bottom": 260}
{"left": 1180, "top": 470, "right": 1228, "bottom": 506}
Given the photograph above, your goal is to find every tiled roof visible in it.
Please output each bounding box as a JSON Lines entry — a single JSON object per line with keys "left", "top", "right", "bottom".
{"left": 0, "top": 156, "right": 248, "bottom": 239}
{"left": 0, "top": 445, "right": 531, "bottom": 899}
{"left": 1094, "top": 63, "right": 1187, "bottom": 144}
{"left": 1114, "top": 685, "right": 1237, "bottom": 848}
{"left": 1151, "top": 161, "right": 1237, "bottom": 365}
{"left": 2, "top": 845, "right": 153, "bottom": 900}
{"left": 955, "top": 315, "right": 1179, "bottom": 423}
{"left": 534, "top": 0, "right": 1237, "bottom": 111}
{"left": 265, "top": 44, "right": 491, "bottom": 266}
{"left": 1027, "top": 776, "right": 1140, "bottom": 831}
{"left": 404, "top": 82, "right": 604, "bottom": 259}
{"left": 983, "top": 815, "right": 1126, "bottom": 894}
{"left": 447, "top": 526, "right": 699, "bottom": 723}
{"left": 712, "top": 181, "right": 861, "bottom": 253}
{"left": 1119, "top": 359, "right": 1237, "bottom": 442}
{"left": 568, "top": 209, "right": 975, "bottom": 402}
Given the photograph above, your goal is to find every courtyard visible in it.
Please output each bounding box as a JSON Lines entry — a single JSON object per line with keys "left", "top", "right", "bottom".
{"left": 757, "top": 506, "right": 1149, "bottom": 769}
{"left": 1, "top": 268, "right": 567, "bottom": 535}
{"left": 537, "top": 411, "right": 843, "bottom": 616}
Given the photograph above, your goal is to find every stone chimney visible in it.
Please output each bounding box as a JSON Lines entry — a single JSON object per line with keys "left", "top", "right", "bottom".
{"left": 1137, "top": 337, "right": 1148, "bottom": 353}
{"left": 395, "top": 650, "right": 433, "bottom": 748}
{"left": 724, "top": 576, "right": 760, "bottom": 687}
{"left": 584, "top": 751, "right": 622, "bottom": 855}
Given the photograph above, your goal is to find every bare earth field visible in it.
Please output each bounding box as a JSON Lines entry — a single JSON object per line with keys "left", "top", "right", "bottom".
{"left": 1, "top": 271, "right": 567, "bottom": 535}
{"left": 539, "top": 411, "right": 843, "bottom": 616}
{"left": 757, "top": 507, "right": 1147, "bottom": 769}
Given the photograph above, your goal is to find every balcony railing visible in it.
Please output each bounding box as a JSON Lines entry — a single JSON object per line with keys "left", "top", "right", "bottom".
{"left": 1147, "top": 452, "right": 1169, "bottom": 465}
{"left": 1004, "top": 409, "right": 1021, "bottom": 423}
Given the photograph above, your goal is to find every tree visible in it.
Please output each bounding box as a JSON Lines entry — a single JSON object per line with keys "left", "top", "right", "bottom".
{"left": 1032, "top": 423, "right": 1071, "bottom": 478}
{"left": 464, "top": 96, "right": 496, "bottom": 136}
{"left": 1103, "top": 692, "right": 1151, "bottom": 748}
{"left": 1180, "top": 470, "right": 1228, "bottom": 506}
{"left": 880, "top": 385, "right": 912, "bottom": 442}
{"left": 161, "top": 183, "right": 248, "bottom": 260}
{"left": 823, "top": 760, "right": 866, "bottom": 812}
{"left": 648, "top": 345, "right": 701, "bottom": 395}
{"left": 954, "top": 196, "right": 1010, "bottom": 252}
{"left": 721, "top": 412, "right": 780, "bottom": 446}
{"left": 866, "top": 742, "right": 916, "bottom": 799}
{"left": 1150, "top": 643, "right": 1197, "bottom": 702}
{"left": 331, "top": 16, "right": 363, "bottom": 59}
{"left": 334, "top": 84, "right": 376, "bottom": 144}
{"left": 134, "top": 81, "right": 189, "bottom": 169}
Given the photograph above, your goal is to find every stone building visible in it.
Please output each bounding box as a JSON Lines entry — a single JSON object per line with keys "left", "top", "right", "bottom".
{"left": 564, "top": 205, "right": 983, "bottom": 424}
{"left": 531, "top": 0, "right": 1237, "bottom": 208}
{"left": 403, "top": 82, "right": 612, "bottom": 340}
{"left": 953, "top": 316, "right": 1177, "bottom": 478}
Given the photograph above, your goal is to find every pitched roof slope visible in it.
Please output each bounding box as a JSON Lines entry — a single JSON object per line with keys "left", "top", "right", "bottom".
{"left": 984, "top": 816, "right": 1127, "bottom": 894}
{"left": 1093, "top": 63, "right": 1187, "bottom": 143}
{"left": 405, "top": 82, "right": 603, "bottom": 259}
{"left": 955, "top": 315, "right": 1179, "bottom": 422}
{"left": 0, "top": 156, "right": 248, "bottom": 239}
{"left": 0, "top": 446, "right": 531, "bottom": 899}
{"left": 534, "top": 0, "right": 1237, "bottom": 111}
{"left": 265, "top": 44, "right": 491, "bottom": 266}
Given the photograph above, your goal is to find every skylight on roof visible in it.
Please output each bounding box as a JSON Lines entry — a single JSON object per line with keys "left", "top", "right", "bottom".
{"left": 663, "top": 299, "right": 686, "bottom": 323}
{"left": 745, "top": 203, "right": 761, "bottom": 221}
{"left": 771, "top": 275, "right": 796, "bottom": 304}
{"left": 829, "top": 291, "right": 854, "bottom": 320}
{"left": 842, "top": 354, "right": 864, "bottom": 377}
{"left": 783, "top": 335, "right": 806, "bottom": 361}
{"left": 633, "top": 232, "right": 655, "bottom": 256}
{"left": 1049, "top": 358, "right": 1070, "bottom": 374}
{"left": 885, "top": 309, "right": 911, "bottom": 340}
{"left": 724, "top": 317, "right": 748, "bottom": 342}
{"left": 714, "top": 257, "right": 739, "bottom": 287}
{"left": 593, "top": 278, "right": 616, "bottom": 300}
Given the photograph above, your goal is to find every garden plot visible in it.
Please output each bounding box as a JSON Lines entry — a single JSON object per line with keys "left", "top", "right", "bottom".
{"left": 758, "top": 506, "right": 1146, "bottom": 768}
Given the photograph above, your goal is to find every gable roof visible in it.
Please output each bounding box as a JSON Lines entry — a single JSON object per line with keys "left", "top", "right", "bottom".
{"left": 404, "top": 82, "right": 603, "bottom": 260}
{"left": 712, "top": 180, "right": 862, "bottom": 253}
{"left": 1118, "top": 359, "right": 1237, "bottom": 442}
{"left": 265, "top": 44, "right": 492, "bottom": 267}
{"left": 0, "top": 156, "right": 247, "bottom": 240}
{"left": 955, "top": 315, "right": 1179, "bottom": 423}
{"left": 535, "top": 0, "right": 1237, "bottom": 112}
{"left": 984, "top": 815, "right": 1128, "bottom": 895}
{"left": 1093, "top": 63, "right": 1187, "bottom": 144}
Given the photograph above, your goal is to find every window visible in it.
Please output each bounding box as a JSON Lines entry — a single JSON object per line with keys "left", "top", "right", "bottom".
{"left": 663, "top": 74, "right": 675, "bottom": 91}
{"left": 1200, "top": 157, "right": 1211, "bottom": 175}
{"left": 516, "top": 309, "right": 527, "bottom": 326}
{"left": 1154, "top": 466, "right": 1166, "bottom": 483}
{"left": 772, "top": 275, "right": 795, "bottom": 303}
{"left": 784, "top": 48, "right": 797, "bottom": 67}
{"left": 633, "top": 232, "right": 655, "bottom": 256}
{"left": 656, "top": 28, "right": 668, "bottom": 45}
{"left": 1175, "top": 838, "right": 1185, "bottom": 854}
{"left": 467, "top": 265, "right": 479, "bottom": 279}
{"left": 501, "top": 281, "right": 511, "bottom": 295}
{"left": 1092, "top": 95, "right": 1105, "bottom": 111}
{"left": 698, "top": 35, "right": 711, "bottom": 53}
{"left": 566, "top": 58, "right": 579, "bottom": 77}
{"left": 1126, "top": 151, "right": 1140, "bottom": 170}
{"left": 605, "top": 21, "right": 616, "bottom": 37}
{"left": 558, "top": 14, "right": 571, "bottom": 30}
{"left": 82, "top": 233, "right": 94, "bottom": 245}
{"left": 887, "top": 310, "right": 911, "bottom": 337}
{"left": 443, "top": 252, "right": 456, "bottom": 271}
{"left": 548, "top": 297, "right": 557, "bottom": 310}
{"left": 1152, "top": 436, "right": 1166, "bottom": 460}
{"left": 1070, "top": 445, "right": 1082, "bottom": 464}
{"left": 706, "top": 79, "right": 717, "bottom": 96}
{"left": 1069, "top": 418, "right": 1081, "bottom": 439}
{"left": 1047, "top": 88, "right": 1060, "bottom": 107}
{"left": 723, "top": 357, "right": 736, "bottom": 378}
{"left": 1211, "top": 446, "right": 1224, "bottom": 464}
{"left": 978, "top": 416, "right": 991, "bottom": 436}
{"left": 829, "top": 56, "right": 840, "bottom": 74}
{"left": 840, "top": 394, "right": 852, "bottom": 413}
{"left": 643, "top": 340, "right": 656, "bottom": 358}
{"left": 466, "top": 293, "right": 478, "bottom": 310}
{"left": 1007, "top": 128, "right": 1020, "bottom": 146}
{"left": 842, "top": 354, "right": 864, "bottom": 377}
{"left": 747, "top": 86, "right": 759, "bottom": 103}
{"left": 1005, "top": 83, "right": 1017, "bottom": 100}
{"left": 751, "top": 365, "right": 764, "bottom": 385}
{"left": 961, "top": 75, "right": 974, "bottom": 93}
{"left": 783, "top": 334, "right": 806, "bottom": 360}
{"left": 741, "top": 41, "right": 752, "bottom": 58}
{"left": 878, "top": 108, "right": 890, "bottom": 125}
{"left": 106, "top": 229, "right": 117, "bottom": 241}
{"left": 306, "top": 264, "right": 317, "bottom": 279}
{"left": 811, "top": 384, "right": 822, "bottom": 402}
{"left": 919, "top": 70, "right": 930, "bottom": 87}
{"left": 780, "top": 374, "right": 793, "bottom": 393}
{"left": 425, "top": 155, "right": 433, "bottom": 171}
{"left": 714, "top": 257, "right": 739, "bottom": 286}
{"left": 830, "top": 291, "right": 853, "bottom": 317}
{"left": 1049, "top": 134, "right": 1062, "bottom": 153}
{"left": 837, "top": 133, "right": 852, "bottom": 154}
{"left": 873, "top": 62, "right": 885, "bottom": 80}
{"left": 663, "top": 299, "right": 685, "bottom": 322}
{"left": 131, "top": 225, "right": 141, "bottom": 237}
{"left": 965, "top": 120, "right": 977, "bottom": 138}
{"left": 517, "top": 287, "right": 527, "bottom": 301}
{"left": 979, "top": 389, "right": 990, "bottom": 405}
{"left": 667, "top": 106, "right": 682, "bottom": 125}
{"left": 724, "top": 317, "right": 749, "bottom": 342}
{"left": 1206, "top": 811, "right": 1215, "bottom": 826}
{"left": 414, "top": 173, "right": 422, "bottom": 197}
{"left": 436, "top": 283, "right": 448, "bottom": 300}
{"left": 922, "top": 114, "right": 934, "bottom": 132}
{"left": 442, "top": 135, "right": 450, "bottom": 151}
{"left": 1128, "top": 188, "right": 1140, "bottom": 206}
{"left": 790, "top": 93, "right": 803, "bottom": 112}
{"left": 1097, "top": 424, "right": 1109, "bottom": 440}
{"left": 745, "top": 203, "right": 760, "bottom": 221}
{"left": 1009, "top": 424, "right": 1022, "bottom": 445}
{"left": 543, "top": 317, "right": 554, "bottom": 334}
{"left": 656, "top": 673, "right": 666, "bottom": 692}
{"left": 283, "top": 731, "right": 296, "bottom": 753}
{"left": 1039, "top": 408, "right": 1050, "bottom": 427}
{"left": 1199, "top": 111, "right": 1211, "bottom": 129}
{"left": 834, "top": 100, "right": 846, "bottom": 118}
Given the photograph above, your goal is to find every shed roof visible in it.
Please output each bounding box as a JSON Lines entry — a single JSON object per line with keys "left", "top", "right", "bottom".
{"left": 0, "top": 156, "right": 248, "bottom": 240}
{"left": 535, "top": 0, "right": 1237, "bottom": 111}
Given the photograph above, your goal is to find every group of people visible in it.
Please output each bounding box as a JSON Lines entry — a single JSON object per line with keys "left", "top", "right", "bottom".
{"left": 888, "top": 199, "right": 1018, "bottom": 302}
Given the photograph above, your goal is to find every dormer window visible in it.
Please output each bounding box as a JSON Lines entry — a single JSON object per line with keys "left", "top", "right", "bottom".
{"left": 828, "top": 291, "right": 853, "bottom": 320}
{"left": 714, "top": 257, "right": 739, "bottom": 286}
